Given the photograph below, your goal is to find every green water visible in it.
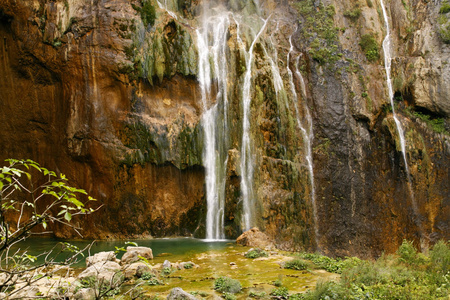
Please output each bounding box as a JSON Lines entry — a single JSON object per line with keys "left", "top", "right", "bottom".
{"left": 10, "top": 237, "right": 231, "bottom": 267}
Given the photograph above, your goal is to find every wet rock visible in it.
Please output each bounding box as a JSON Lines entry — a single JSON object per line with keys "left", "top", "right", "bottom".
{"left": 236, "top": 228, "right": 275, "bottom": 250}
{"left": 167, "top": 287, "right": 198, "bottom": 300}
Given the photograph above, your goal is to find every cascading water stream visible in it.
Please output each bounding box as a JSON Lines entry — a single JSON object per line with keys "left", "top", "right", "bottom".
{"left": 240, "top": 17, "right": 270, "bottom": 231}
{"left": 380, "top": 0, "right": 425, "bottom": 248}
{"left": 197, "top": 7, "right": 230, "bottom": 240}
{"left": 287, "top": 35, "right": 319, "bottom": 248}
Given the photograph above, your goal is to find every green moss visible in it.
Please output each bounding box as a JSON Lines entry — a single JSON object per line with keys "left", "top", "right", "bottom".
{"left": 214, "top": 277, "right": 242, "bottom": 294}
{"left": 359, "top": 34, "right": 379, "bottom": 62}
{"left": 133, "top": 0, "right": 156, "bottom": 27}
{"left": 366, "top": 0, "right": 373, "bottom": 8}
{"left": 294, "top": 1, "right": 341, "bottom": 67}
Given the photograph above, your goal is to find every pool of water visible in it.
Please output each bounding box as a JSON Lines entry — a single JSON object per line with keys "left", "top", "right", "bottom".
{"left": 9, "top": 237, "right": 232, "bottom": 267}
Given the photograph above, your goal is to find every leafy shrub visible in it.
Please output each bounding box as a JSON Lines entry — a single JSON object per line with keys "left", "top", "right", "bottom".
{"left": 397, "top": 239, "right": 418, "bottom": 265}
{"left": 161, "top": 267, "right": 172, "bottom": 275}
{"left": 214, "top": 277, "right": 242, "bottom": 294}
{"left": 359, "top": 34, "right": 379, "bottom": 62}
{"left": 270, "top": 287, "right": 289, "bottom": 298}
{"left": 366, "top": 0, "right": 373, "bottom": 8}
{"left": 284, "top": 259, "right": 309, "bottom": 271}
{"left": 440, "top": 0, "right": 450, "bottom": 14}
{"left": 344, "top": 8, "right": 361, "bottom": 21}
{"left": 245, "top": 248, "right": 268, "bottom": 259}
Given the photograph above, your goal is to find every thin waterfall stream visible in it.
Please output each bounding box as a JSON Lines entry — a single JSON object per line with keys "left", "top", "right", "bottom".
{"left": 380, "top": 0, "right": 425, "bottom": 249}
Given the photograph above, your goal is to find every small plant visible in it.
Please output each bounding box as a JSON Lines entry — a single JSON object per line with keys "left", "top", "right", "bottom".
{"left": 184, "top": 262, "right": 193, "bottom": 269}
{"left": 223, "top": 292, "right": 237, "bottom": 300}
{"left": 344, "top": 8, "right": 361, "bottom": 21}
{"left": 141, "top": 271, "right": 154, "bottom": 280}
{"left": 214, "top": 276, "right": 242, "bottom": 294}
{"left": 249, "top": 291, "right": 266, "bottom": 298}
{"left": 362, "top": 92, "right": 368, "bottom": 98}
{"left": 440, "top": 0, "right": 450, "bottom": 14}
{"left": 359, "top": 34, "right": 379, "bottom": 62}
{"left": 161, "top": 267, "right": 173, "bottom": 275}
{"left": 245, "top": 248, "right": 268, "bottom": 259}
{"left": 270, "top": 287, "right": 289, "bottom": 298}
{"left": 284, "top": 258, "right": 309, "bottom": 270}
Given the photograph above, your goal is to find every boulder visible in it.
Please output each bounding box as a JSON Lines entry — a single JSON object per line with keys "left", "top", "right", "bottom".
{"left": 163, "top": 260, "right": 172, "bottom": 269}
{"left": 120, "top": 246, "right": 153, "bottom": 265}
{"left": 167, "top": 287, "right": 198, "bottom": 300}
{"left": 122, "top": 262, "right": 151, "bottom": 279}
{"left": 236, "top": 227, "right": 275, "bottom": 250}
{"left": 78, "top": 261, "right": 122, "bottom": 282}
{"left": 86, "top": 251, "right": 117, "bottom": 267}
{"left": 178, "top": 261, "right": 196, "bottom": 270}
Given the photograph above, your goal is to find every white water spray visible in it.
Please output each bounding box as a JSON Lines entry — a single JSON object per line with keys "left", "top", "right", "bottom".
{"left": 197, "top": 8, "right": 230, "bottom": 240}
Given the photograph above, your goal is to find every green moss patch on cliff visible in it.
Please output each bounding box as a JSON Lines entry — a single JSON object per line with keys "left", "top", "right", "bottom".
{"left": 294, "top": 1, "right": 341, "bottom": 66}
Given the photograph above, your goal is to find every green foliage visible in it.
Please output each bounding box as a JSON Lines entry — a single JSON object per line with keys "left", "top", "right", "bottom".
{"left": 141, "top": 272, "right": 155, "bottom": 280}
{"left": 366, "top": 0, "right": 373, "bottom": 8}
{"left": 184, "top": 262, "right": 193, "bottom": 269}
{"left": 284, "top": 259, "right": 309, "bottom": 271}
{"left": 440, "top": 1, "right": 450, "bottom": 14}
{"left": 245, "top": 248, "right": 268, "bottom": 259}
{"left": 294, "top": 1, "right": 341, "bottom": 67}
{"left": 249, "top": 291, "right": 266, "bottom": 298}
{"left": 344, "top": 8, "right": 361, "bottom": 21}
{"left": 223, "top": 292, "right": 237, "bottom": 300}
{"left": 270, "top": 287, "right": 289, "bottom": 298}
{"left": 359, "top": 34, "right": 379, "bottom": 62}
{"left": 299, "top": 253, "right": 361, "bottom": 274}
{"left": 298, "top": 241, "right": 450, "bottom": 300}
{"left": 407, "top": 109, "right": 448, "bottom": 134}
{"left": 362, "top": 92, "right": 368, "bottom": 98}
{"left": 214, "top": 276, "right": 242, "bottom": 294}
{"left": 161, "top": 267, "right": 173, "bottom": 275}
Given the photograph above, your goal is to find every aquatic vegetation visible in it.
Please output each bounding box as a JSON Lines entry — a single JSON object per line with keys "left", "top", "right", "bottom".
{"left": 245, "top": 248, "right": 268, "bottom": 259}
{"left": 214, "top": 276, "right": 242, "bottom": 294}
{"left": 283, "top": 259, "right": 309, "bottom": 271}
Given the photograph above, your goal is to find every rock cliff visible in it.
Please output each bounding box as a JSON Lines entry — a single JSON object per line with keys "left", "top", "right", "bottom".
{"left": 0, "top": 0, "right": 448, "bottom": 257}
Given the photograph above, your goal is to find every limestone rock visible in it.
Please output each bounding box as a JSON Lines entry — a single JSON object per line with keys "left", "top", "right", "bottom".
{"left": 167, "top": 287, "right": 198, "bottom": 300}
{"left": 120, "top": 246, "right": 153, "bottom": 265}
{"left": 78, "top": 261, "right": 122, "bottom": 282}
{"left": 122, "top": 262, "right": 151, "bottom": 279}
{"left": 236, "top": 228, "right": 275, "bottom": 250}
{"left": 86, "top": 251, "right": 118, "bottom": 267}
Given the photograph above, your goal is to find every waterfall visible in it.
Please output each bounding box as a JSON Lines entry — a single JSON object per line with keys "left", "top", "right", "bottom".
{"left": 197, "top": 7, "right": 230, "bottom": 240}
{"left": 380, "top": 0, "right": 425, "bottom": 249}
{"left": 287, "top": 35, "right": 319, "bottom": 248}
{"left": 240, "top": 17, "right": 270, "bottom": 231}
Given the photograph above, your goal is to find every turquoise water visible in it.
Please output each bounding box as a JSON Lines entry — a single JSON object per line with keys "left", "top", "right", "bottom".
{"left": 9, "top": 237, "right": 232, "bottom": 267}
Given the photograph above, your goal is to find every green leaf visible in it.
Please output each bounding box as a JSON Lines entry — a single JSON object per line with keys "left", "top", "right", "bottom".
{"left": 42, "top": 221, "right": 47, "bottom": 230}
{"left": 68, "top": 197, "right": 84, "bottom": 207}
{"left": 64, "top": 212, "right": 72, "bottom": 222}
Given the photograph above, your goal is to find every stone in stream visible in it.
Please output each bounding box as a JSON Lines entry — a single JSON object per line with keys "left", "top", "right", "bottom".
{"left": 167, "top": 287, "right": 199, "bottom": 300}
